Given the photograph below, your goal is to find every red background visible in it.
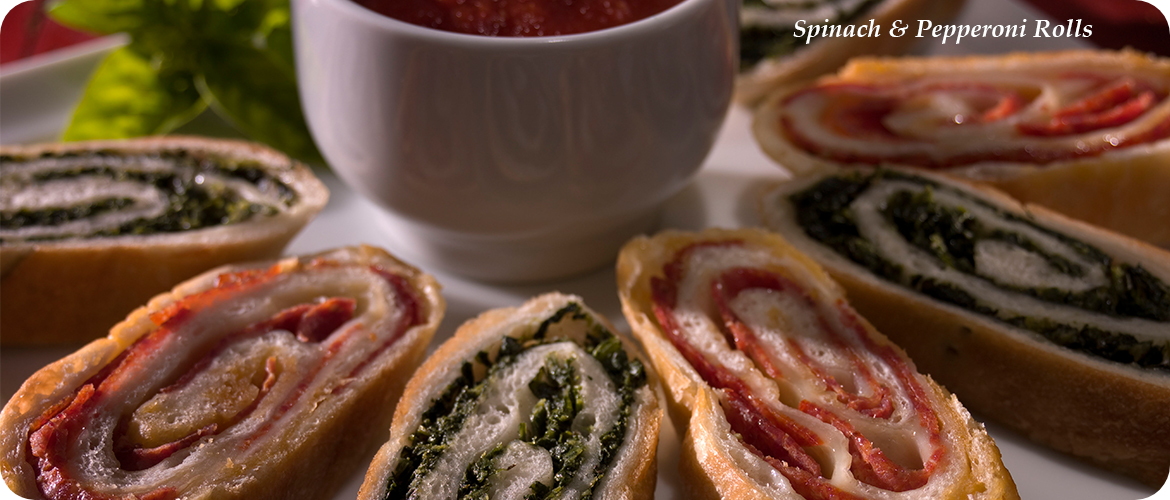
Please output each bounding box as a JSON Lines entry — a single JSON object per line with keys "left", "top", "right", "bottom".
{"left": 1, "top": 0, "right": 97, "bottom": 64}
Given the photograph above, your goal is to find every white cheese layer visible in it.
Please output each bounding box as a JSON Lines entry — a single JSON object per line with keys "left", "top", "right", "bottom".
{"left": 850, "top": 179, "right": 1168, "bottom": 343}
{"left": 412, "top": 341, "right": 622, "bottom": 500}
{"left": 665, "top": 244, "right": 957, "bottom": 497}
{"left": 0, "top": 155, "right": 291, "bottom": 242}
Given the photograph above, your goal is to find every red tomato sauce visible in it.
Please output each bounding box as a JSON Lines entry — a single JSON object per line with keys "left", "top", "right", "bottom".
{"left": 353, "top": 0, "right": 684, "bottom": 36}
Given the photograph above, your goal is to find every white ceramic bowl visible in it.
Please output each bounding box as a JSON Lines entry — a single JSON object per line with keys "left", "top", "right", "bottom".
{"left": 293, "top": 0, "right": 738, "bottom": 282}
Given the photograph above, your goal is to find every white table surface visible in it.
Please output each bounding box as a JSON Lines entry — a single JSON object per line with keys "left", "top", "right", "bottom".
{"left": 2, "top": 0, "right": 1168, "bottom": 498}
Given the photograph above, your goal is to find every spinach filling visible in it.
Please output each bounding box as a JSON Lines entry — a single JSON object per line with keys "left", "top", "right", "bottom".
{"left": 383, "top": 304, "right": 647, "bottom": 500}
{"left": 789, "top": 170, "right": 1170, "bottom": 370}
{"left": 740, "top": 0, "right": 882, "bottom": 70}
{"left": 0, "top": 150, "right": 295, "bottom": 243}
{"left": 461, "top": 355, "right": 586, "bottom": 500}
{"left": 1, "top": 197, "right": 135, "bottom": 229}
{"left": 883, "top": 187, "right": 1169, "bottom": 321}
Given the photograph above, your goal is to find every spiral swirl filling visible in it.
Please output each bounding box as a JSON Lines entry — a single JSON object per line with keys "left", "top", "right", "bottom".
{"left": 25, "top": 257, "right": 423, "bottom": 500}
{"left": 786, "top": 170, "right": 1170, "bottom": 369}
{"left": 1, "top": 151, "right": 296, "bottom": 243}
{"left": 650, "top": 241, "right": 951, "bottom": 499}
{"left": 384, "top": 304, "right": 647, "bottom": 500}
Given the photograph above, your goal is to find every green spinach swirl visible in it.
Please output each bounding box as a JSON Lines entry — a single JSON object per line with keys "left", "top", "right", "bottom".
{"left": 1, "top": 150, "right": 295, "bottom": 243}
{"left": 787, "top": 170, "right": 1170, "bottom": 370}
{"left": 384, "top": 303, "right": 648, "bottom": 500}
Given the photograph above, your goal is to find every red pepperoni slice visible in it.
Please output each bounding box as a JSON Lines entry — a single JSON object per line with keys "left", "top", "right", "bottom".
{"left": 651, "top": 242, "right": 946, "bottom": 495}
{"left": 25, "top": 261, "right": 421, "bottom": 500}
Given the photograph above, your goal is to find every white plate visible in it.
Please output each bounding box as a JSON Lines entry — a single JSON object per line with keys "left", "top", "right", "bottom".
{"left": 1, "top": 0, "right": 1165, "bottom": 498}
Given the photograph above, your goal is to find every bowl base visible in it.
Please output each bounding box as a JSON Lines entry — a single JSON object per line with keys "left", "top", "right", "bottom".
{"left": 373, "top": 206, "right": 661, "bottom": 283}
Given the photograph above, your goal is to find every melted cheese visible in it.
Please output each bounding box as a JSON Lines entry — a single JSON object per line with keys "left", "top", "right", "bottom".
{"left": 663, "top": 243, "right": 956, "bottom": 496}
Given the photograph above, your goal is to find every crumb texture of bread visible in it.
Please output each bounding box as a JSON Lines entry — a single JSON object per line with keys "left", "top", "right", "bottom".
{"left": 617, "top": 227, "right": 1018, "bottom": 499}
{"left": 757, "top": 168, "right": 1170, "bottom": 487}
{"left": 751, "top": 49, "right": 1170, "bottom": 247}
{"left": 1, "top": 136, "right": 330, "bottom": 345}
{"left": 0, "top": 245, "right": 444, "bottom": 500}
{"left": 359, "top": 292, "right": 660, "bottom": 500}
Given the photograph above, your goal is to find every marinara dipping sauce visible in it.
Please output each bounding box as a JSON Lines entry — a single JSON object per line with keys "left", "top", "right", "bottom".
{"left": 353, "top": 0, "right": 685, "bottom": 36}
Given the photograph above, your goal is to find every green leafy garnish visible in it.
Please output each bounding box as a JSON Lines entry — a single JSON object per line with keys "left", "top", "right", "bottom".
{"left": 48, "top": 0, "right": 321, "bottom": 162}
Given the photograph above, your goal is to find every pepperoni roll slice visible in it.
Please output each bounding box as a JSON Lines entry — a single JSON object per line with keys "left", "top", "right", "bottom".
{"left": 0, "top": 245, "right": 444, "bottom": 500}
{"left": 736, "top": 0, "right": 965, "bottom": 106}
{"left": 758, "top": 168, "right": 1170, "bottom": 487}
{"left": 359, "top": 293, "right": 660, "bottom": 500}
{"left": 1, "top": 137, "right": 329, "bottom": 345}
{"left": 752, "top": 50, "right": 1170, "bottom": 247}
{"left": 616, "top": 228, "right": 1016, "bottom": 499}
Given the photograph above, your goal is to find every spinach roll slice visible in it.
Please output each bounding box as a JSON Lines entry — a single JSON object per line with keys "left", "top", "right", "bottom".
{"left": 752, "top": 50, "right": 1170, "bottom": 246}
{"left": 617, "top": 228, "right": 1016, "bottom": 500}
{"left": 1, "top": 137, "right": 328, "bottom": 345}
{"left": 758, "top": 168, "right": 1170, "bottom": 486}
{"left": 0, "top": 245, "right": 444, "bottom": 500}
{"left": 359, "top": 292, "right": 660, "bottom": 500}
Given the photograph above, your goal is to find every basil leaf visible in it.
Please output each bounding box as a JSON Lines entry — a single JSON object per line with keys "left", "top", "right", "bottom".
{"left": 62, "top": 47, "right": 206, "bottom": 141}
{"left": 196, "top": 43, "right": 321, "bottom": 161}
{"left": 50, "top": 0, "right": 322, "bottom": 161}
{"left": 197, "top": 0, "right": 267, "bottom": 43}
{"left": 201, "top": 0, "right": 296, "bottom": 77}
{"left": 259, "top": 15, "right": 296, "bottom": 78}
{"left": 48, "top": 0, "right": 146, "bottom": 35}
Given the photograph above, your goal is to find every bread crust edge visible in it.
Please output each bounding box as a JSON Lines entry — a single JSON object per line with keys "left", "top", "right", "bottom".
{"left": 616, "top": 227, "right": 1020, "bottom": 499}
{"left": 749, "top": 49, "right": 1170, "bottom": 247}
{"left": 758, "top": 171, "right": 1170, "bottom": 487}
{"left": 357, "top": 292, "right": 661, "bottom": 500}
{"left": 0, "top": 245, "right": 444, "bottom": 500}
{"left": 0, "top": 136, "right": 330, "bottom": 346}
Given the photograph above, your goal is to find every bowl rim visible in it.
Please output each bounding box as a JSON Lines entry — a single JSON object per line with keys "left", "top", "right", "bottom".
{"left": 297, "top": 0, "right": 728, "bottom": 47}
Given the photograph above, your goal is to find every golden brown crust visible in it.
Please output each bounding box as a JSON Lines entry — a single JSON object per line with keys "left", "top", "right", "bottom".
{"left": 616, "top": 227, "right": 1019, "bottom": 499}
{"left": 982, "top": 147, "right": 1170, "bottom": 249}
{"left": 734, "top": 0, "right": 967, "bottom": 107}
{"left": 0, "top": 136, "right": 329, "bottom": 346}
{"left": 676, "top": 388, "right": 1017, "bottom": 500}
{"left": 358, "top": 292, "right": 661, "bottom": 500}
{"left": 0, "top": 245, "right": 444, "bottom": 500}
{"left": 750, "top": 49, "right": 1170, "bottom": 247}
{"left": 757, "top": 170, "right": 1170, "bottom": 487}
{"left": 677, "top": 391, "right": 769, "bottom": 500}
{"left": 835, "top": 271, "right": 1170, "bottom": 486}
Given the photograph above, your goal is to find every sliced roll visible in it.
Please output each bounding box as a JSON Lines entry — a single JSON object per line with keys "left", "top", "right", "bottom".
{"left": 752, "top": 50, "right": 1170, "bottom": 246}
{"left": 359, "top": 293, "right": 660, "bottom": 500}
{"left": 736, "top": 0, "right": 965, "bottom": 106}
{"left": 757, "top": 168, "right": 1170, "bottom": 486}
{"left": 0, "top": 245, "right": 444, "bottom": 500}
{"left": 1, "top": 136, "right": 329, "bottom": 345}
{"left": 616, "top": 228, "right": 1016, "bottom": 500}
